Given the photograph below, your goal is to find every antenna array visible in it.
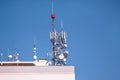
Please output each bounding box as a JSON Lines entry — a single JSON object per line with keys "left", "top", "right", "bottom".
{"left": 50, "top": 4, "right": 69, "bottom": 66}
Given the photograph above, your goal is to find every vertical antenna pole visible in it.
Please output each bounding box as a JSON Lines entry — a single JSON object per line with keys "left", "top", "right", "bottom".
{"left": 50, "top": 1, "right": 57, "bottom": 65}
{"left": 33, "top": 37, "right": 38, "bottom": 61}
{"left": 52, "top": 1, "right": 54, "bottom": 14}
{"left": 51, "top": 1, "right": 56, "bottom": 31}
{"left": 7, "top": 48, "right": 12, "bottom": 61}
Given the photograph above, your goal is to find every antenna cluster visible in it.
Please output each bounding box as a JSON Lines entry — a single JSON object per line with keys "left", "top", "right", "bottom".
{"left": 0, "top": 2, "right": 69, "bottom": 66}
{"left": 50, "top": 4, "right": 69, "bottom": 66}
{"left": 0, "top": 48, "right": 20, "bottom": 62}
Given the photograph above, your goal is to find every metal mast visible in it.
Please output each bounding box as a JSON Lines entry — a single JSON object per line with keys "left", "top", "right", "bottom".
{"left": 14, "top": 48, "right": 19, "bottom": 61}
{"left": 33, "top": 38, "right": 38, "bottom": 61}
{"left": 50, "top": 3, "right": 69, "bottom": 66}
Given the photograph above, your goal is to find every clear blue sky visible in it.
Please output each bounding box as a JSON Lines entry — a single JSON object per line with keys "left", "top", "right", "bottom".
{"left": 0, "top": 0, "right": 120, "bottom": 80}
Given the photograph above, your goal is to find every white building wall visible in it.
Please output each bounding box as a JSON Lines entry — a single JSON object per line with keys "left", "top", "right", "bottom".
{"left": 0, "top": 66, "right": 75, "bottom": 80}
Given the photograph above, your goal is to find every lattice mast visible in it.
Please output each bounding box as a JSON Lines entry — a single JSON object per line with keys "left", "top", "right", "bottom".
{"left": 50, "top": 3, "right": 69, "bottom": 66}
